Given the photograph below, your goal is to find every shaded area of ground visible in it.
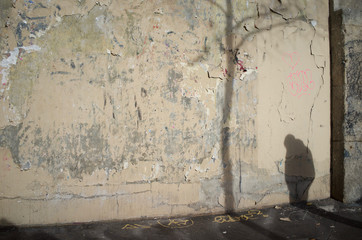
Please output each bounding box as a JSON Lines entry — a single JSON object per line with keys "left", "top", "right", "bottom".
{"left": 0, "top": 198, "right": 361, "bottom": 240}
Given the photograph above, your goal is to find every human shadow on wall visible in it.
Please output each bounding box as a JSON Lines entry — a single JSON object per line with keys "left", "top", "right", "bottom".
{"left": 283, "top": 136, "right": 362, "bottom": 229}
{"left": 201, "top": 0, "right": 307, "bottom": 213}
{"left": 284, "top": 134, "right": 315, "bottom": 203}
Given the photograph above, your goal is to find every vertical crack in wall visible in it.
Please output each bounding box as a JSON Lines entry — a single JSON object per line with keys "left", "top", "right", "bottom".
{"left": 307, "top": 27, "right": 326, "bottom": 148}
{"left": 278, "top": 82, "right": 287, "bottom": 123}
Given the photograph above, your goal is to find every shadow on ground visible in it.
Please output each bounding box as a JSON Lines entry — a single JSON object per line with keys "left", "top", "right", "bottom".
{"left": 1, "top": 199, "right": 361, "bottom": 240}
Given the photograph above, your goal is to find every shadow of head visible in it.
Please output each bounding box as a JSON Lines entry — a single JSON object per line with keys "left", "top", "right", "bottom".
{"left": 0, "top": 218, "right": 60, "bottom": 240}
{"left": 284, "top": 134, "right": 315, "bottom": 203}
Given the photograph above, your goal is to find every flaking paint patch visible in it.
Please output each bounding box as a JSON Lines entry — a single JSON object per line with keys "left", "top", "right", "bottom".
{"left": 39, "top": 6, "right": 112, "bottom": 57}
{"left": 178, "top": 0, "right": 200, "bottom": 30}
{"left": 8, "top": 50, "right": 41, "bottom": 109}
{"left": 163, "top": 69, "right": 183, "bottom": 103}
{"left": 124, "top": 10, "right": 144, "bottom": 57}
{"left": 0, "top": 124, "right": 22, "bottom": 166}
{"left": 0, "top": 45, "right": 41, "bottom": 87}
{"left": 4, "top": 123, "right": 115, "bottom": 178}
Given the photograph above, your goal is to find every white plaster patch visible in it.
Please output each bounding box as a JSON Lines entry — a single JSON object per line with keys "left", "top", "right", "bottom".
{"left": 198, "top": 62, "right": 209, "bottom": 72}
{"left": 123, "top": 161, "right": 129, "bottom": 169}
{"left": 35, "top": 30, "right": 46, "bottom": 38}
{"left": 239, "top": 69, "right": 257, "bottom": 81}
{"left": 311, "top": 20, "right": 317, "bottom": 27}
{"left": 0, "top": 45, "right": 41, "bottom": 88}
{"left": 95, "top": 15, "right": 106, "bottom": 30}
{"left": 194, "top": 165, "right": 207, "bottom": 173}
{"left": 154, "top": 8, "right": 164, "bottom": 15}
{"left": 151, "top": 163, "right": 160, "bottom": 179}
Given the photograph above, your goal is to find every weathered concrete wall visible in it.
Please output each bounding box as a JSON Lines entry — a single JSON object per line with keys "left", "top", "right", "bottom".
{"left": 0, "top": 0, "right": 330, "bottom": 225}
{"left": 331, "top": 0, "right": 362, "bottom": 203}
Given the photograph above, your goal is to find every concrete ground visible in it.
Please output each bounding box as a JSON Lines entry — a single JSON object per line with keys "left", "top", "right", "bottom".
{"left": 0, "top": 199, "right": 361, "bottom": 240}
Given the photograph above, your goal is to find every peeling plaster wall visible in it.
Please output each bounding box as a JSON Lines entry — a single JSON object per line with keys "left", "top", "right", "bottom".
{"left": 331, "top": 0, "right": 362, "bottom": 203}
{"left": 0, "top": 0, "right": 330, "bottom": 225}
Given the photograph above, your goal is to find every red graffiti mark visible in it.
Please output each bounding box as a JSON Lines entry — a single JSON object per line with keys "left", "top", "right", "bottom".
{"left": 237, "top": 60, "right": 245, "bottom": 71}
{"left": 287, "top": 69, "right": 314, "bottom": 97}
{"left": 181, "top": 88, "right": 198, "bottom": 98}
{"left": 1, "top": 153, "right": 11, "bottom": 173}
{"left": 223, "top": 68, "right": 228, "bottom": 77}
{"left": 282, "top": 52, "right": 300, "bottom": 70}
{"left": 222, "top": 59, "right": 248, "bottom": 77}
{"left": 137, "top": 37, "right": 149, "bottom": 59}
{"left": 283, "top": 52, "right": 315, "bottom": 97}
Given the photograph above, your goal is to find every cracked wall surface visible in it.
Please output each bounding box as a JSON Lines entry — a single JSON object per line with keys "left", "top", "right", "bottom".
{"left": 0, "top": 0, "right": 330, "bottom": 225}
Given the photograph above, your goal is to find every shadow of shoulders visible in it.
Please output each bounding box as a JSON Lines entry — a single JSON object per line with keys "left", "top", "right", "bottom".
{"left": 0, "top": 218, "right": 59, "bottom": 240}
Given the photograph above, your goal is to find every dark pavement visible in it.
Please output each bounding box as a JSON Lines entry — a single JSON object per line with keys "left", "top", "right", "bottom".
{"left": 1, "top": 198, "right": 361, "bottom": 240}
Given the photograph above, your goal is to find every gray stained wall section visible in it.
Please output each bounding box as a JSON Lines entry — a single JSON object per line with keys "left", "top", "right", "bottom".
{"left": 331, "top": 0, "right": 362, "bottom": 203}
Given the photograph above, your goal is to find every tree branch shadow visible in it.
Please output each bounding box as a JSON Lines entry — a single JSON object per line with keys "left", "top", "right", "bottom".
{"left": 193, "top": 0, "right": 311, "bottom": 214}
{"left": 193, "top": 0, "right": 309, "bottom": 65}
{"left": 291, "top": 202, "right": 362, "bottom": 229}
